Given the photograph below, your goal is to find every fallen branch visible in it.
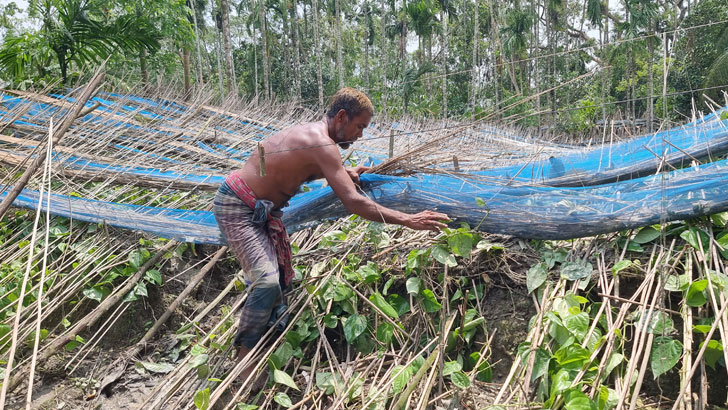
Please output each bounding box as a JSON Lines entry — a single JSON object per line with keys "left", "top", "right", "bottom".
{"left": 0, "top": 68, "right": 106, "bottom": 219}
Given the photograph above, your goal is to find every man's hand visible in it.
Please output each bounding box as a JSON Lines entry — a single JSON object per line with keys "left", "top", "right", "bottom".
{"left": 406, "top": 210, "right": 450, "bottom": 231}
{"left": 346, "top": 165, "right": 371, "bottom": 186}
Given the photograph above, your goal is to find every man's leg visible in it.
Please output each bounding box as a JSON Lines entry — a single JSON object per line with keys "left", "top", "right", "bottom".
{"left": 213, "top": 186, "right": 281, "bottom": 383}
{"left": 234, "top": 283, "right": 282, "bottom": 384}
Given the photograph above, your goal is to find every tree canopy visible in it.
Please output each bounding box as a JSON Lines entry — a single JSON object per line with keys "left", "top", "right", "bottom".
{"left": 1, "top": 0, "right": 727, "bottom": 135}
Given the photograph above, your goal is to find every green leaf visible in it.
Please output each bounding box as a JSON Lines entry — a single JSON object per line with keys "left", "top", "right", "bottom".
{"left": 128, "top": 249, "right": 150, "bottom": 270}
{"left": 135, "top": 281, "right": 148, "bottom": 297}
{"left": 357, "top": 262, "right": 381, "bottom": 284}
{"left": 450, "top": 371, "right": 470, "bottom": 388}
{"left": 530, "top": 348, "right": 551, "bottom": 382}
{"left": 406, "top": 277, "right": 422, "bottom": 295}
{"left": 550, "top": 369, "right": 572, "bottom": 396}
{"left": 634, "top": 310, "right": 675, "bottom": 334}
{"left": 702, "top": 339, "right": 724, "bottom": 370}
{"left": 475, "top": 197, "right": 486, "bottom": 207}
{"left": 392, "top": 365, "right": 413, "bottom": 394}
{"left": 273, "top": 369, "right": 299, "bottom": 391}
{"left": 632, "top": 227, "right": 661, "bottom": 244}
{"left": 421, "top": 289, "right": 442, "bottom": 313}
{"left": 316, "top": 372, "right": 340, "bottom": 395}
{"left": 710, "top": 212, "right": 728, "bottom": 227}
{"left": 376, "top": 323, "right": 394, "bottom": 345}
{"left": 442, "top": 361, "right": 462, "bottom": 376}
{"left": 564, "top": 312, "right": 590, "bottom": 341}
{"left": 431, "top": 244, "right": 457, "bottom": 267}
{"left": 236, "top": 404, "right": 259, "bottom": 410}
{"left": 145, "top": 269, "right": 162, "bottom": 285}
{"left": 189, "top": 354, "right": 208, "bottom": 369}
{"left": 82, "top": 287, "right": 104, "bottom": 302}
{"left": 448, "top": 232, "right": 473, "bottom": 257}
{"left": 193, "top": 388, "right": 210, "bottom": 410}
{"left": 681, "top": 228, "right": 709, "bottom": 251}
{"left": 564, "top": 389, "right": 597, "bottom": 410}
{"left": 343, "top": 314, "right": 368, "bottom": 344}
{"left": 273, "top": 392, "right": 293, "bottom": 408}
{"left": 527, "top": 262, "right": 548, "bottom": 294}
{"left": 650, "top": 337, "right": 682, "bottom": 378}
{"left": 560, "top": 261, "right": 593, "bottom": 281}
{"left": 369, "top": 292, "right": 399, "bottom": 319}
{"left": 664, "top": 274, "right": 689, "bottom": 292}
{"left": 387, "top": 294, "right": 410, "bottom": 316}
{"left": 269, "top": 342, "right": 294, "bottom": 370}
{"left": 602, "top": 353, "right": 624, "bottom": 381}
{"left": 685, "top": 280, "right": 708, "bottom": 307}
{"left": 136, "top": 360, "right": 175, "bottom": 374}
{"left": 383, "top": 276, "right": 397, "bottom": 295}
{"left": 542, "top": 248, "right": 568, "bottom": 268}
{"left": 693, "top": 324, "right": 712, "bottom": 334}
{"left": 598, "top": 386, "right": 619, "bottom": 410}
{"left": 476, "top": 240, "right": 504, "bottom": 252}
{"left": 611, "top": 260, "right": 633, "bottom": 275}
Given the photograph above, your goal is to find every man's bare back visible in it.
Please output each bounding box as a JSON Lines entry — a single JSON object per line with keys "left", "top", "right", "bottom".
{"left": 237, "top": 120, "right": 342, "bottom": 209}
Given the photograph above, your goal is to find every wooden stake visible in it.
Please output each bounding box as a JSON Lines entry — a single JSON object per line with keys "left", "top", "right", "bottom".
{"left": 258, "top": 142, "right": 266, "bottom": 177}
{"left": 389, "top": 130, "right": 394, "bottom": 158}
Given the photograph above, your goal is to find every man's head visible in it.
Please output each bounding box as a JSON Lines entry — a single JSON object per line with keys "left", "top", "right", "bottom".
{"left": 326, "top": 88, "right": 374, "bottom": 149}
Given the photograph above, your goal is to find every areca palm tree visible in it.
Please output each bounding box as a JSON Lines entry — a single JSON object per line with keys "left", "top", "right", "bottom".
{"left": 436, "top": 0, "right": 453, "bottom": 118}
{"left": 356, "top": 1, "right": 377, "bottom": 89}
{"left": 21, "top": 0, "right": 160, "bottom": 84}
{"left": 406, "top": 0, "right": 436, "bottom": 65}
{"left": 500, "top": 2, "right": 533, "bottom": 95}
{"left": 703, "top": 25, "right": 728, "bottom": 104}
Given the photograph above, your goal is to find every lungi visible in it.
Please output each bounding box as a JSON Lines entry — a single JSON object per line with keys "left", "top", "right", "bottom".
{"left": 212, "top": 172, "right": 294, "bottom": 348}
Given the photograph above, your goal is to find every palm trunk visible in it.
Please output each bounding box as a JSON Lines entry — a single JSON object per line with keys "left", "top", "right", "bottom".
{"left": 471, "top": 0, "right": 480, "bottom": 118}
{"left": 365, "top": 27, "right": 370, "bottom": 89}
{"left": 260, "top": 1, "right": 270, "bottom": 100}
{"left": 215, "top": 28, "right": 225, "bottom": 101}
{"left": 254, "top": 42, "right": 259, "bottom": 100}
{"left": 281, "top": 6, "right": 291, "bottom": 98}
{"left": 533, "top": 0, "right": 541, "bottom": 126}
{"left": 182, "top": 47, "right": 191, "bottom": 97}
{"left": 335, "top": 0, "right": 344, "bottom": 88}
{"left": 188, "top": 0, "right": 204, "bottom": 84}
{"left": 549, "top": 19, "right": 556, "bottom": 119}
{"left": 648, "top": 25, "right": 655, "bottom": 133}
{"left": 488, "top": 0, "right": 500, "bottom": 115}
{"left": 313, "top": 0, "right": 324, "bottom": 108}
{"left": 291, "top": 0, "right": 302, "bottom": 102}
{"left": 426, "top": 35, "right": 432, "bottom": 93}
{"left": 140, "top": 49, "right": 149, "bottom": 87}
{"left": 220, "top": 0, "right": 237, "bottom": 96}
{"left": 380, "top": 0, "right": 388, "bottom": 114}
{"left": 441, "top": 9, "right": 448, "bottom": 119}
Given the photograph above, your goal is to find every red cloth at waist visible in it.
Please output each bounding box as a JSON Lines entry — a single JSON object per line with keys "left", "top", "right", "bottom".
{"left": 225, "top": 172, "right": 294, "bottom": 287}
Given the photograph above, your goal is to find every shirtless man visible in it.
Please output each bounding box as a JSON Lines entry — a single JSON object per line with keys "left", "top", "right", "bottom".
{"left": 212, "top": 87, "right": 448, "bottom": 382}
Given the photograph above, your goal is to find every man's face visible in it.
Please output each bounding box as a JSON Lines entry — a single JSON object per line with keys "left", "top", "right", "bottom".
{"left": 335, "top": 110, "right": 372, "bottom": 149}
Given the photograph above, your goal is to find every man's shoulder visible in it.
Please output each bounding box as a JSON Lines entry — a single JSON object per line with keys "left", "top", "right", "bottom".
{"left": 283, "top": 121, "right": 331, "bottom": 149}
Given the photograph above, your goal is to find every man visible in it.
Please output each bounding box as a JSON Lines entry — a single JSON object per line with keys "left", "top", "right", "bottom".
{"left": 212, "top": 87, "right": 448, "bottom": 382}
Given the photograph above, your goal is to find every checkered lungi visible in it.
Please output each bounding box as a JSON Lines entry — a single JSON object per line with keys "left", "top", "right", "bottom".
{"left": 212, "top": 172, "right": 293, "bottom": 348}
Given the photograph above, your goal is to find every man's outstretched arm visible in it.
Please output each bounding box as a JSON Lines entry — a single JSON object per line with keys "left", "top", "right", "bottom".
{"left": 317, "top": 147, "right": 448, "bottom": 231}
